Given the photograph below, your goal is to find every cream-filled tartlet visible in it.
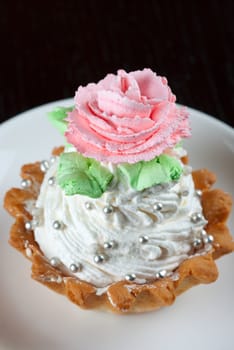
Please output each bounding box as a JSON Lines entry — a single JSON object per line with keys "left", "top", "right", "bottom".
{"left": 33, "top": 152, "right": 209, "bottom": 288}
{"left": 5, "top": 69, "right": 233, "bottom": 313}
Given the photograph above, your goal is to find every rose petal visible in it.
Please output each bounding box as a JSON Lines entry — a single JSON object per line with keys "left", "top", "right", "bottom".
{"left": 89, "top": 99, "right": 154, "bottom": 132}
{"left": 118, "top": 69, "right": 141, "bottom": 101}
{"left": 68, "top": 108, "right": 112, "bottom": 131}
{"left": 97, "top": 90, "right": 151, "bottom": 118}
{"left": 130, "top": 68, "right": 174, "bottom": 101}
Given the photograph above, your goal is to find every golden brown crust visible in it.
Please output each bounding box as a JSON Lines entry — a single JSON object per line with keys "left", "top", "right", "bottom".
{"left": 192, "top": 169, "right": 216, "bottom": 190}
{"left": 4, "top": 152, "right": 234, "bottom": 314}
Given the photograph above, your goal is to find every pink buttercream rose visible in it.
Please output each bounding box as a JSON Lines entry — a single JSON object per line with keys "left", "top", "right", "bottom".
{"left": 66, "top": 69, "right": 190, "bottom": 164}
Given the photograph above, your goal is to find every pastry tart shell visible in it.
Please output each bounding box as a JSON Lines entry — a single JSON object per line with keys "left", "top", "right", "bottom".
{"left": 4, "top": 148, "right": 234, "bottom": 314}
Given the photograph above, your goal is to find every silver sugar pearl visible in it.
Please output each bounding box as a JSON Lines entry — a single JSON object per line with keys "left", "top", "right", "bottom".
{"left": 50, "top": 156, "right": 57, "bottom": 164}
{"left": 208, "top": 235, "right": 214, "bottom": 243}
{"left": 190, "top": 212, "right": 203, "bottom": 223}
{"left": 40, "top": 160, "right": 50, "bottom": 172}
{"left": 94, "top": 254, "right": 106, "bottom": 264}
{"left": 21, "top": 179, "right": 32, "bottom": 189}
{"left": 125, "top": 273, "right": 136, "bottom": 281}
{"left": 203, "top": 234, "right": 214, "bottom": 244}
{"left": 153, "top": 202, "right": 163, "bottom": 211}
{"left": 103, "top": 240, "right": 116, "bottom": 249}
{"left": 69, "top": 263, "right": 82, "bottom": 273}
{"left": 25, "top": 221, "right": 33, "bottom": 230}
{"left": 48, "top": 176, "right": 55, "bottom": 186}
{"left": 52, "top": 220, "right": 62, "bottom": 230}
{"left": 193, "top": 238, "right": 203, "bottom": 248}
{"left": 139, "top": 235, "right": 149, "bottom": 244}
{"left": 200, "top": 229, "right": 207, "bottom": 237}
{"left": 103, "top": 205, "right": 114, "bottom": 214}
{"left": 56, "top": 276, "right": 63, "bottom": 283}
{"left": 208, "top": 234, "right": 214, "bottom": 243}
{"left": 85, "top": 202, "right": 93, "bottom": 210}
{"left": 50, "top": 257, "right": 60, "bottom": 267}
{"left": 156, "top": 270, "right": 167, "bottom": 279}
{"left": 196, "top": 189, "right": 202, "bottom": 197}
{"left": 51, "top": 276, "right": 63, "bottom": 283}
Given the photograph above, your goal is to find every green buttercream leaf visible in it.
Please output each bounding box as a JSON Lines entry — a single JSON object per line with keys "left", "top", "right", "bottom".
{"left": 57, "top": 152, "right": 113, "bottom": 198}
{"left": 117, "top": 162, "right": 143, "bottom": 189}
{"left": 136, "top": 161, "right": 167, "bottom": 190}
{"left": 48, "top": 106, "right": 74, "bottom": 135}
{"left": 88, "top": 161, "right": 114, "bottom": 192}
{"left": 118, "top": 154, "right": 182, "bottom": 191}
{"left": 158, "top": 154, "right": 182, "bottom": 180}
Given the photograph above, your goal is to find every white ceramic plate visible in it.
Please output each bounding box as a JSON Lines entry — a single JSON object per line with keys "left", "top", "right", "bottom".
{"left": 0, "top": 100, "right": 233, "bottom": 350}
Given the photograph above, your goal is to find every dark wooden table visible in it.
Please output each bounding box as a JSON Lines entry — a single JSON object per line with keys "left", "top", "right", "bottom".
{"left": 0, "top": 0, "right": 234, "bottom": 127}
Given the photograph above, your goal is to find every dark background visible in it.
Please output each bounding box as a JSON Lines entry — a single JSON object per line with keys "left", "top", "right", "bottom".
{"left": 0, "top": 0, "right": 234, "bottom": 127}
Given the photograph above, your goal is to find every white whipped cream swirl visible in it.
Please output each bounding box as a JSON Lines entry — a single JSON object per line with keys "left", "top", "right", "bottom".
{"left": 32, "top": 159, "right": 208, "bottom": 287}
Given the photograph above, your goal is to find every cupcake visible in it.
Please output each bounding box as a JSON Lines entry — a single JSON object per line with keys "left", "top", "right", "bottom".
{"left": 4, "top": 69, "right": 233, "bottom": 313}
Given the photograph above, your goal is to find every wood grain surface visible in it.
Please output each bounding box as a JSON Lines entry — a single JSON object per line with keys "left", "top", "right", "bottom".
{"left": 0, "top": 0, "right": 233, "bottom": 127}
